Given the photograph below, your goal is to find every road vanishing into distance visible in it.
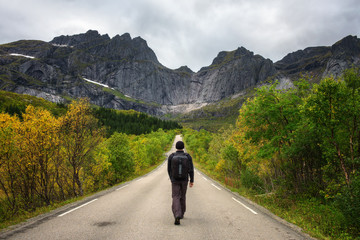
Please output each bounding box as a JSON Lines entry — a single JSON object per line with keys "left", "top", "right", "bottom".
{"left": 0, "top": 135, "right": 314, "bottom": 240}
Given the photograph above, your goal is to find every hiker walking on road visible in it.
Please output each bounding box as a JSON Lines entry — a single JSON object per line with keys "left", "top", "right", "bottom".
{"left": 167, "top": 140, "right": 194, "bottom": 225}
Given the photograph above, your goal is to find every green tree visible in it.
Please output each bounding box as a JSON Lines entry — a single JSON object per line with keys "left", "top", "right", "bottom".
{"left": 107, "top": 132, "right": 134, "bottom": 183}
{"left": 240, "top": 80, "right": 311, "bottom": 192}
{"left": 304, "top": 75, "right": 359, "bottom": 186}
{"left": 83, "top": 141, "right": 111, "bottom": 191}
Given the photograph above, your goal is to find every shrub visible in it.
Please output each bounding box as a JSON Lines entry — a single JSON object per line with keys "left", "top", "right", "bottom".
{"left": 240, "top": 169, "right": 264, "bottom": 194}
{"left": 335, "top": 176, "right": 360, "bottom": 235}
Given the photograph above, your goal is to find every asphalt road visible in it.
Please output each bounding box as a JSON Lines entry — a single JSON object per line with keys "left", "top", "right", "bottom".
{"left": 0, "top": 135, "right": 313, "bottom": 240}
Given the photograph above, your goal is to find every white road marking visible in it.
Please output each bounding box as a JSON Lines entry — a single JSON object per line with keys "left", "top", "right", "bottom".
{"left": 136, "top": 178, "right": 143, "bottom": 182}
{"left": 58, "top": 199, "right": 98, "bottom": 217}
{"left": 116, "top": 185, "right": 129, "bottom": 191}
{"left": 232, "top": 197, "right": 258, "bottom": 215}
{"left": 202, "top": 176, "right": 208, "bottom": 181}
{"left": 211, "top": 183, "right": 221, "bottom": 190}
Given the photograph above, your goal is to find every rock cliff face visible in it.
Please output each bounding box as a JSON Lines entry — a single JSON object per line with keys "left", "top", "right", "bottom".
{"left": 275, "top": 35, "right": 360, "bottom": 82}
{"left": 0, "top": 30, "right": 359, "bottom": 116}
{"left": 190, "top": 47, "right": 276, "bottom": 103}
{"left": 51, "top": 30, "right": 195, "bottom": 106}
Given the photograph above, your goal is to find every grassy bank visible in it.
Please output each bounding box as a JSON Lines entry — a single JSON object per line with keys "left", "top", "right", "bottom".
{"left": 193, "top": 160, "right": 357, "bottom": 240}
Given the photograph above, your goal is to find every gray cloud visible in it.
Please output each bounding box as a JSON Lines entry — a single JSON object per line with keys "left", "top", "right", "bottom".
{"left": 0, "top": 0, "right": 359, "bottom": 71}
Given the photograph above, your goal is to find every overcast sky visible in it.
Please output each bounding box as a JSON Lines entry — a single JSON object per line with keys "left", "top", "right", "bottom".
{"left": 0, "top": 0, "right": 359, "bottom": 71}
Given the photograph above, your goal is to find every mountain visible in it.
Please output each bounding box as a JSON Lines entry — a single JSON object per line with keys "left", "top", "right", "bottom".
{"left": 0, "top": 30, "right": 359, "bottom": 119}
{"left": 275, "top": 35, "right": 360, "bottom": 82}
{"left": 191, "top": 47, "right": 276, "bottom": 102}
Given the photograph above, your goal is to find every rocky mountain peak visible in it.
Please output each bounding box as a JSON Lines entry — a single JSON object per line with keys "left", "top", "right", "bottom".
{"left": 211, "top": 51, "right": 229, "bottom": 66}
{"left": 50, "top": 30, "right": 110, "bottom": 47}
{"left": 112, "top": 33, "right": 132, "bottom": 41}
{"left": 50, "top": 30, "right": 160, "bottom": 64}
{"left": 234, "top": 46, "right": 253, "bottom": 57}
{"left": 275, "top": 47, "right": 330, "bottom": 67}
{"left": 205, "top": 46, "right": 254, "bottom": 70}
{"left": 274, "top": 35, "right": 360, "bottom": 80}
{"left": 133, "top": 36, "right": 146, "bottom": 44}
{"left": 105, "top": 32, "right": 159, "bottom": 63}
{"left": 175, "top": 65, "right": 194, "bottom": 73}
{"left": 331, "top": 35, "right": 360, "bottom": 57}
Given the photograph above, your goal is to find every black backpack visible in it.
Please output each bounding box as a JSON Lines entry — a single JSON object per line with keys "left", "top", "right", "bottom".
{"left": 171, "top": 153, "right": 189, "bottom": 181}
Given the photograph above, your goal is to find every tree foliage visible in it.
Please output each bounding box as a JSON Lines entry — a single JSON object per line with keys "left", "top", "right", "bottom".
{"left": 0, "top": 97, "right": 177, "bottom": 223}
{"left": 59, "top": 99, "right": 105, "bottom": 196}
{"left": 93, "top": 107, "right": 182, "bottom": 136}
{"left": 183, "top": 68, "right": 360, "bottom": 238}
{"left": 107, "top": 132, "right": 134, "bottom": 183}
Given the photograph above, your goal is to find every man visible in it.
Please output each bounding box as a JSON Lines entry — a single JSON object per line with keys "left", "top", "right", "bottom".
{"left": 167, "top": 140, "right": 194, "bottom": 225}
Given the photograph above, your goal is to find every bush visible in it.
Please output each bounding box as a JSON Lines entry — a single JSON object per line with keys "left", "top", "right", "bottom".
{"left": 240, "top": 169, "right": 264, "bottom": 194}
{"left": 107, "top": 132, "right": 135, "bottom": 183}
{"left": 335, "top": 176, "right": 360, "bottom": 236}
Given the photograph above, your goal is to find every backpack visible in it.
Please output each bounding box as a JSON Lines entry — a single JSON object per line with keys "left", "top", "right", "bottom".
{"left": 171, "top": 153, "right": 189, "bottom": 181}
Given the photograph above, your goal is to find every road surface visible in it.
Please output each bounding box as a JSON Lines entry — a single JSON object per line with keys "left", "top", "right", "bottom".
{"left": 0, "top": 135, "right": 313, "bottom": 240}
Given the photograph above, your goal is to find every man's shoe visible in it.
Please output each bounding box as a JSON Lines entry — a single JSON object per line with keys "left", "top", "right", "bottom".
{"left": 174, "top": 217, "right": 180, "bottom": 225}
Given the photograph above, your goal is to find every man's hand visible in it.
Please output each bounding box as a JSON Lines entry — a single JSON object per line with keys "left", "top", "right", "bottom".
{"left": 189, "top": 182, "right": 194, "bottom": 188}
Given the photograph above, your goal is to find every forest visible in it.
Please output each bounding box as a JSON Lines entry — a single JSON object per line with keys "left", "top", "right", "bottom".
{"left": 0, "top": 96, "right": 178, "bottom": 227}
{"left": 93, "top": 107, "right": 182, "bottom": 136}
{"left": 183, "top": 68, "right": 360, "bottom": 239}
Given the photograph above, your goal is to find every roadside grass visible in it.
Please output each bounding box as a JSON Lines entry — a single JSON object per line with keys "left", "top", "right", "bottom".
{"left": 0, "top": 197, "right": 84, "bottom": 230}
{"left": 193, "top": 162, "right": 357, "bottom": 240}
{"left": 251, "top": 194, "right": 353, "bottom": 240}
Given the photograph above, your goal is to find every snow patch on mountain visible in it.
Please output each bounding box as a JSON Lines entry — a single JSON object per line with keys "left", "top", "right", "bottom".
{"left": 9, "top": 53, "right": 35, "bottom": 59}
{"left": 52, "top": 43, "right": 73, "bottom": 48}
{"left": 83, "top": 77, "right": 114, "bottom": 89}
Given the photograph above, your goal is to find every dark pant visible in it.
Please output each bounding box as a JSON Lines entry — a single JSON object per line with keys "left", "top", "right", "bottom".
{"left": 171, "top": 181, "right": 188, "bottom": 218}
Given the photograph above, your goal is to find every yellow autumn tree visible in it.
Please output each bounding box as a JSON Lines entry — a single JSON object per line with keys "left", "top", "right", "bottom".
{"left": 17, "top": 105, "right": 60, "bottom": 206}
{"left": 1, "top": 106, "right": 61, "bottom": 213}
{"left": 59, "top": 98, "right": 104, "bottom": 196}
{"left": 0, "top": 113, "right": 21, "bottom": 214}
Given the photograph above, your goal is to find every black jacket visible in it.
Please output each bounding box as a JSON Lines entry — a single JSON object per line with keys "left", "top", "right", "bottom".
{"left": 167, "top": 150, "right": 194, "bottom": 183}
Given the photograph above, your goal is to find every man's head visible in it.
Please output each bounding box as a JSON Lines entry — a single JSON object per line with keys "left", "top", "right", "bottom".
{"left": 176, "top": 141, "right": 184, "bottom": 150}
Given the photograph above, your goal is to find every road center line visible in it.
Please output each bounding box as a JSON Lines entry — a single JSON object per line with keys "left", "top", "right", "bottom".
{"left": 211, "top": 183, "right": 221, "bottom": 190}
{"left": 116, "top": 185, "right": 129, "bottom": 191}
{"left": 232, "top": 197, "right": 258, "bottom": 215}
{"left": 58, "top": 199, "right": 98, "bottom": 217}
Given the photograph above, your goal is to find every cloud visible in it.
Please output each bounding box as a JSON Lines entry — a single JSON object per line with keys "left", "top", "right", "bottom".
{"left": 0, "top": 0, "right": 359, "bottom": 71}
